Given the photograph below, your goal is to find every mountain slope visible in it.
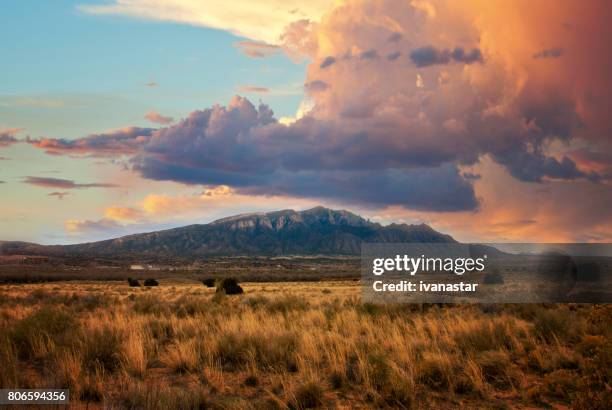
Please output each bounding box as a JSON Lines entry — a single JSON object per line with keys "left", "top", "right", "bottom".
{"left": 0, "top": 206, "right": 455, "bottom": 257}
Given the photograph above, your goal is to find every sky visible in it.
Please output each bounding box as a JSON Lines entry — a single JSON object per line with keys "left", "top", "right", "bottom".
{"left": 1, "top": 0, "right": 611, "bottom": 244}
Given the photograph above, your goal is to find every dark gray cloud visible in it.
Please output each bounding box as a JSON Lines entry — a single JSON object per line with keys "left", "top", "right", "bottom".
{"left": 320, "top": 56, "right": 336, "bottom": 68}
{"left": 305, "top": 80, "right": 330, "bottom": 92}
{"left": 48, "top": 192, "right": 70, "bottom": 200}
{"left": 360, "top": 49, "right": 379, "bottom": 60}
{"left": 493, "top": 149, "right": 598, "bottom": 183}
{"left": 31, "top": 94, "right": 599, "bottom": 212}
{"left": 387, "top": 32, "right": 402, "bottom": 43}
{"left": 410, "top": 46, "right": 483, "bottom": 67}
{"left": 387, "top": 51, "right": 401, "bottom": 61}
{"left": 0, "top": 131, "right": 19, "bottom": 147}
{"left": 26, "top": 127, "right": 155, "bottom": 155}
{"left": 24, "top": 176, "right": 118, "bottom": 189}
{"left": 533, "top": 47, "right": 564, "bottom": 59}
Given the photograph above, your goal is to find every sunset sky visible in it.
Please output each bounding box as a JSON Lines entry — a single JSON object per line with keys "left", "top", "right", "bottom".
{"left": 1, "top": 0, "right": 611, "bottom": 244}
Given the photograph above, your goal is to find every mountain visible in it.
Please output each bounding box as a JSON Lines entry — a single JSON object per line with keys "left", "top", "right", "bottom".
{"left": 0, "top": 206, "right": 455, "bottom": 258}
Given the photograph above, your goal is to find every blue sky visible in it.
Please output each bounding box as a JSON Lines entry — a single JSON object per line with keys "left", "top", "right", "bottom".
{"left": 1, "top": 0, "right": 306, "bottom": 138}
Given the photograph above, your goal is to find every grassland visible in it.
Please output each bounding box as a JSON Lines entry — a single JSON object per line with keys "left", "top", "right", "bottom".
{"left": 0, "top": 280, "right": 610, "bottom": 409}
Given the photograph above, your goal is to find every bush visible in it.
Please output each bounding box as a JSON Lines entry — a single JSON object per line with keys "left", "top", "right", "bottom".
{"left": 81, "top": 327, "right": 123, "bottom": 373}
{"left": 291, "top": 382, "right": 324, "bottom": 409}
{"left": 476, "top": 350, "right": 518, "bottom": 390}
{"left": 483, "top": 272, "right": 504, "bottom": 285}
{"left": 216, "top": 278, "right": 243, "bottom": 295}
{"left": 127, "top": 278, "right": 141, "bottom": 287}
{"left": 544, "top": 369, "right": 577, "bottom": 400}
{"left": 202, "top": 278, "right": 216, "bottom": 288}
{"left": 144, "top": 278, "right": 159, "bottom": 287}
{"left": 9, "top": 307, "right": 78, "bottom": 360}
{"left": 216, "top": 332, "right": 298, "bottom": 371}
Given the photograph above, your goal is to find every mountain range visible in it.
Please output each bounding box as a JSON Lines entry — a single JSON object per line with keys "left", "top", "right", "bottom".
{"left": 0, "top": 206, "right": 455, "bottom": 258}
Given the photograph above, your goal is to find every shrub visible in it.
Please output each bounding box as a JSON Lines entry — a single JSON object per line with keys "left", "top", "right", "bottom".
{"left": 9, "top": 307, "right": 78, "bottom": 360}
{"left": 244, "top": 374, "right": 259, "bottom": 387}
{"left": 127, "top": 278, "right": 141, "bottom": 287}
{"left": 216, "top": 332, "right": 298, "bottom": 371}
{"left": 163, "top": 339, "right": 200, "bottom": 373}
{"left": 417, "top": 353, "right": 453, "bottom": 390}
{"left": 144, "top": 278, "right": 159, "bottom": 287}
{"left": 476, "top": 350, "right": 518, "bottom": 390}
{"left": 483, "top": 272, "right": 504, "bottom": 285}
{"left": 265, "top": 295, "right": 309, "bottom": 314}
{"left": 173, "top": 296, "right": 208, "bottom": 317}
{"left": 216, "top": 278, "right": 243, "bottom": 295}
{"left": 202, "top": 278, "right": 216, "bottom": 288}
{"left": 291, "top": 382, "right": 324, "bottom": 409}
{"left": 132, "top": 294, "right": 169, "bottom": 315}
{"left": 81, "top": 327, "right": 123, "bottom": 373}
{"left": 543, "top": 369, "right": 577, "bottom": 401}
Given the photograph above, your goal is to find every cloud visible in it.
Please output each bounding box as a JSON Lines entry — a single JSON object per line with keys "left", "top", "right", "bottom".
{"left": 360, "top": 49, "right": 379, "bottom": 60}
{"left": 387, "top": 32, "right": 402, "bottom": 43}
{"left": 37, "top": 95, "right": 478, "bottom": 211}
{"left": 26, "top": 127, "right": 155, "bottom": 155}
{"left": 237, "top": 85, "right": 269, "bottom": 94}
{"left": 104, "top": 206, "right": 144, "bottom": 222}
{"left": 0, "top": 128, "right": 21, "bottom": 147}
{"left": 79, "top": 0, "right": 333, "bottom": 44}
{"left": 320, "top": 56, "right": 336, "bottom": 68}
{"left": 235, "top": 40, "right": 280, "bottom": 58}
{"left": 24, "top": 176, "right": 118, "bottom": 189}
{"left": 387, "top": 51, "right": 401, "bottom": 61}
{"left": 65, "top": 218, "right": 122, "bottom": 233}
{"left": 145, "top": 111, "right": 174, "bottom": 124}
{"left": 304, "top": 80, "right": 329, "bottom": 92}
{"left": 533, "top": 47, "right": 564, "bottom": 59}
{"left": 48, "top": 192, "right": 70, "bottom": 200}
{"left": 409, "top": 46, "right": 483, "bottom": 67}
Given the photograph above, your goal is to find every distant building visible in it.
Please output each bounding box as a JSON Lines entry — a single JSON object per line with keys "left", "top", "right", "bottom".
{"left": 130, "top": 264, "right": 145, "bottom": 270}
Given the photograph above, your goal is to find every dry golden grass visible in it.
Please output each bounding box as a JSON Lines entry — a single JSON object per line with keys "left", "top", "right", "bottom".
{"left": 0, "top": 280, "right": 610, "bottom": 409}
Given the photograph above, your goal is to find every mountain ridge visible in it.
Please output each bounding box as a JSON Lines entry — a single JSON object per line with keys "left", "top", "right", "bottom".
{"left": 0, "top": 207, "right": 455, "bottom": 257}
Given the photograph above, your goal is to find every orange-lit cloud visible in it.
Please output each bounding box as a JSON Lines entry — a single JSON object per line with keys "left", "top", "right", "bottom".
{"left": 104, "top": 206, "right": 144, "bottom": 222}
{"left": 235, "top": 40, "right": 280, "bottom": 58}
{"left": 79, "top": 0, "right": 334, "bottom": 44}
{"left": 144, "top": 111, "right": 174, "bottom": 125}
{"left": 24, "top": 176, "right": 118, "bottom": 189}
{"left": 236, "top": 85, "right": 270, "bottom": 94}
{"left": 0, "top": 128, "right": 22, "bottom": 147}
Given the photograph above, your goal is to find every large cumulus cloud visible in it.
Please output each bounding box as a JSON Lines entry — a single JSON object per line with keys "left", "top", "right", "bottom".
{"left": 33, "top": 0, "right": 611, "bottom": 215}
{"left": 135, "top": 96, "right": 479, "bottom": 211}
